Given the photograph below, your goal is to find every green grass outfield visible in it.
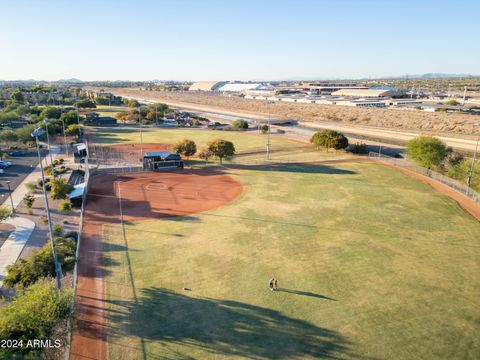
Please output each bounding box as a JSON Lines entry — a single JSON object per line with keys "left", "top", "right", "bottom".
{"left": 90, "top": 127, "right": 304, "bottom": 152}
{"left": 103, "top": 161, "right": 480, "bottom": 359}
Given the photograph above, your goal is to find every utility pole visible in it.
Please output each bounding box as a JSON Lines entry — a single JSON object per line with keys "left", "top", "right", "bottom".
{"left": 462, "top": 86, "right": 467, "bottom": 106}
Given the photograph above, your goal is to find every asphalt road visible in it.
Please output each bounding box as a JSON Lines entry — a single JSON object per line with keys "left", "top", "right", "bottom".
{"left": 0, "top": 149, "right": 45, "bottom": 202}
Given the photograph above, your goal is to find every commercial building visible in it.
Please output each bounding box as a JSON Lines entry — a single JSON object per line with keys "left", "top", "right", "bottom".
{"left": 189, "top": 81, "right": 226, "bottom": 91}
{"left": 331, "top": 89, "right": 396, "bottom": 98}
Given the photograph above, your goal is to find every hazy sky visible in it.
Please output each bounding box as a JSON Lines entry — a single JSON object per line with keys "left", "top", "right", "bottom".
{"left": 1, "top": 0, "right": 479, "bottom": 81}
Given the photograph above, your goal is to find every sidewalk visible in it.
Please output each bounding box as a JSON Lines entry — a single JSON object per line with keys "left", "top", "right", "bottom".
{"left": 0, "top": 217, "right": 35, "bottom": 286}
{"left": 0, "top": 145, "right": 75, "bottom": 287}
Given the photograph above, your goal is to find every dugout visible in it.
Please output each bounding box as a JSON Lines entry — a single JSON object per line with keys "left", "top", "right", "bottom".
{"left": 143, "top": 152, "right": 184, "bottom": 170}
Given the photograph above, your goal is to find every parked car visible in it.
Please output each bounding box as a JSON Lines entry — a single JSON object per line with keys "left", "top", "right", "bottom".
{"left": 0, "top": 161, "right": 12, "bottom": 169}
{"left": 8, "top": 150, "right": 27, "bottom": 156}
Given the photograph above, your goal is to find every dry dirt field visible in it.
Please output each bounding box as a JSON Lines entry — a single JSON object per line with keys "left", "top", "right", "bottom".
{"left": 96, "top": 88, "right": 479, "bottom": 136}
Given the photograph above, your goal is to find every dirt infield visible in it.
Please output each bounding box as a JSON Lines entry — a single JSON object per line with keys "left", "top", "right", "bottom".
{"left": 70, "top": 169, "right": 242, "bottom": 360}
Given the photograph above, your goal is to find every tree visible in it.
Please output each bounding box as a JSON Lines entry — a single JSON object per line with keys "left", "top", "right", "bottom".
{"left": 406, "top": 136, "right": 449, "bottom": 169}
{"left": 198, "top": 149, "right": 213, "bottom": 164}
{"left": 15, "top": 124, "right": 37, "bottom": 143}
{"left": 173, "top": 139, "right": 197, "bottom": 160}
{"left": 10, "top": 89, "right": 24, "bottom": 103}
{"left": 232, "top": 119, "right": 249, "bottom": 130}
{"left": 61, "top": 110, "right": 81, "bottom": 126}
{"left": 0, "top": 128, "right": 18, "bottom": 147}
{"left": 127, "top": 99, "right": 140, "bottom": 108}
{"left": 95, "top": 96, "right": 110, "bottom": 105}
{"left": 0, "top": 207, "right": 12, "bottom": 222}
{"left": 40, "top": 106, "right": 62, "bottom": 119}
{"left": 207, "top": 139, "right": 235, "bottom": 164}
{"left": 23, "top": 193, "right": 35, "bottom": 208}
{"left": 0, "top": 278, "right": 74, "bottom": 356}
{"left": 76, "top": 99, "right": 96, "bottom": 109}
{"left": 310, "top": 130, "right": 349, "bottom": 152}
{"left": 50, "top": 178, "right": 74, "bottom": 200}
{"left": 260, "top": 124, "right": 269, "bottom": 133}
{"left": 65, "top": 124, "right": 81, "bottom": 136}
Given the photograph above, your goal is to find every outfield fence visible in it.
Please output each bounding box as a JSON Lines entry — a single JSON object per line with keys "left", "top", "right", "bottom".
{"left": 369, "top": 152, "right": 480, "bottom": 204}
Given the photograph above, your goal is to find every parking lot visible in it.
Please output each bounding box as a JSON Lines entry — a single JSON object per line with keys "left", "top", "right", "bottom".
{"left": 0, "top": 149, "right": 46, "bottom": 202}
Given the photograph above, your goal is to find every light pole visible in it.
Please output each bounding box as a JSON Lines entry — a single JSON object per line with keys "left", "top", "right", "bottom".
{"left": 75, "top": 96, "right": 82, "bottom": 138}
{"left": 43, "top": 118, "right": 56, "bottom": 177}
{"left": 5, "top": 181, "right": 14, "bottom": 215}
{"left": 32, "top": 128, "right": 62, "bottom": 289}
{"left": 139, "top": 107, "right": 144, "bottom": 158}
{"left": 466, "top": 122, "right": 480, "bottom": 195}
{"left": 60, "top": 116, "right": 68, "bottom": 155}
{"left": 265, "top": 100, "right": 273, "bottom": 160}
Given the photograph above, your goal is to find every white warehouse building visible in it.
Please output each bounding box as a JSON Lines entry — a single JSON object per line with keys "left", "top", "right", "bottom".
{"left": 217, "top": 83, "right": 264, "bottom": 92}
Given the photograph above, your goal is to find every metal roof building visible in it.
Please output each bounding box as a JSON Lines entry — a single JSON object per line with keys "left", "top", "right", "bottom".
{"left": 189, "top": 81, "right": 226, "bottom": 91}
{"left": 331, "top": 89, "right": 395, "bottom": 98}
{"left": 217, "top": 83, "right": 264, "bottom": 92}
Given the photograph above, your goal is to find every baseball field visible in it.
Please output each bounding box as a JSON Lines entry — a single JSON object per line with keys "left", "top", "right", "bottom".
{"left": 76, "top": 128, "right": 480, "bottom": 359}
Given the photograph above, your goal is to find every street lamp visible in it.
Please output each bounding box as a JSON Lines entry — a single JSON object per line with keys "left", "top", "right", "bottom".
{"left": 466, "top": 122, "right": 480, "bottom": 196}
{"left": 31, "top": 128, "right": 62, "bottom": 289}
{"left": 265, "top": 100, "right": 273, "bottom": 160}
{"left": 5, "top": 181, "right": 14, "bottom": 215}
{"left": 43, "top": 118, "right": 56, "bottom": 177}
{"left": 60, "top": 115, "right": 68, "bottom": 156}
{"left": 138, "top": 107, "right": 144, "bottom": 158}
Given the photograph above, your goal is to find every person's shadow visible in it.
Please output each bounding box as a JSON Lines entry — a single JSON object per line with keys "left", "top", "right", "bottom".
{"left": 276, "top": 288, "right": 337, "bottom": 301}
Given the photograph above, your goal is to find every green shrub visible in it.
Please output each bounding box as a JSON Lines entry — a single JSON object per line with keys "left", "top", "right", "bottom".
{"left": 260, "top": 124, "right": 269, "bottom": 133}
{"left": 59, "top": 200, "right": 72, "bottom": 213}
{"left": 3, "top": 237, "right": 77, "bottom": 288}
{"left": 232, "top": 119, "right": 249, "bottom": 130}
{"left": 50, "top": 178, "right": 73, "bottom": 200}
{"left": 25, "top": 181, "right": 36, "bottom": 192}
{"left": 310, "top": 130, "right": 349, "bottom": 151}
{"left": 23, "top": 193, "right": 35, "bottom": 208}
{"left": 0, "top": 279, "right": 74, "bottom": 356}
{"left": 53, "top": 224, "right": 63, "bottom": 237}
{"left": 406, "top": 136, "right": 448, "bottom": 170}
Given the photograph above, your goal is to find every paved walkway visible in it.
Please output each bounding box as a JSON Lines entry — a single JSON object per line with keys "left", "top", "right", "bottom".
{"left": 0, "top": 217, "right": 35, "bottom": 286}
{"left": 0, "top": 144, "right": 72, "bottom": 287}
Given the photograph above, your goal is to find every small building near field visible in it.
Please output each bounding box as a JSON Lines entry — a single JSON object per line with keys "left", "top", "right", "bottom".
{"left": 143, "top": 152, "right": 183, "bottom": 170}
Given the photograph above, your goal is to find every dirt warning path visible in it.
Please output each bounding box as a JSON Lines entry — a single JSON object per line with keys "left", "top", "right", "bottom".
{"left": 69, "top": 169, "right": 242, "bottom": 359}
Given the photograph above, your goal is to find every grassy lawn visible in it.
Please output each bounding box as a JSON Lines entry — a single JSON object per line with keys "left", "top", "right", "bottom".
{"left": 94, "top": 105, "right": 129, "bottom": 118}
{"left": 103, "top": 161, "right": 480, "bottom": 359}
{"left": 90, "top": 127, "right": 304, "bottom": 152}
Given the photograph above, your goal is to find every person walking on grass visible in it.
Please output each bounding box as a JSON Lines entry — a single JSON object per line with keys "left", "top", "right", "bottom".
{"left": 269, "top": 278, "right": 275, "bottom": 291}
